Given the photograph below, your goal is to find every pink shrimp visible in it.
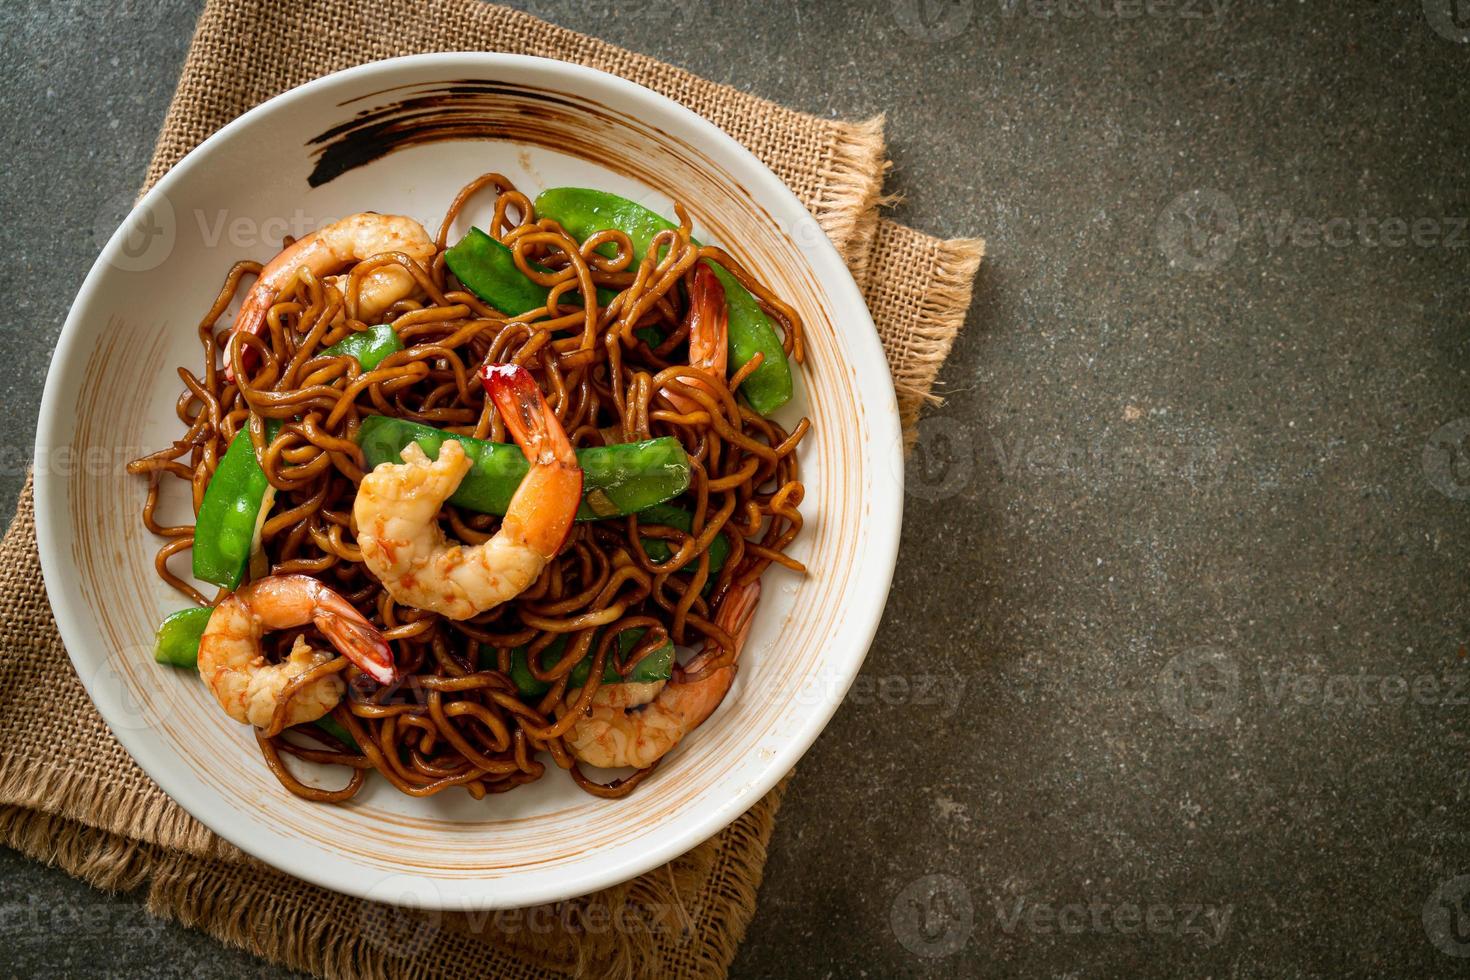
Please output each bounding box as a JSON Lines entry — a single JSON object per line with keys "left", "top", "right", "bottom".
{"left": 224, "top": 213, "right": 435, "bottom": 380}
{"left": 565, "top": 581, "right": 760, "bottom": 769}
{"left": 353, "top": 363, "right": 583, "bottom": 620}
{"left": 197, "top": 574, "right": 398, "bottom": 728}
{"left": 662, "top": 262, "right": 730, "bottom": 415}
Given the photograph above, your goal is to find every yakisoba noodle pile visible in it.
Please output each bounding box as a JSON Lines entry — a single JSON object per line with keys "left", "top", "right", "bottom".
{"left": 127, "top": 173, "right": 809, "bottom": 803}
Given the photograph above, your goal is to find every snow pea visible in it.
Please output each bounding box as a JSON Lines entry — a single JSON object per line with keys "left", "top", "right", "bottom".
{"left": 533, "top": 187, "right": 794, "bottom": 415}
{"left": 492, "top": 628, "right": 675, "bottom": 699}
{"left": 356, "top": 415, "right": 690, "bottom": 520}
{"left": 321, "top": 323, "right": 402, "bottom": 369}
{"left": 444, "top": 227, "right": 617, "bottom": 316}
{"left": 153, "top": 606, "right": 213, "bottom": 668}
{"left": 637, "top": 502, "right": 730, "bottom": 576}
{"left": 312, "top": 714, "right": 359, "bottom": 750}
{"left": 192, "top": 419, "right": 281, "bottom": 590}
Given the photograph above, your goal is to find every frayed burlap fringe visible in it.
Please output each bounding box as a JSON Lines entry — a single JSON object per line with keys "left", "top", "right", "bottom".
{"left": 860, "top": 224, "right": 987, "bottom": 446}
{"left": 809, "top": 114, "right": 889, "bottom": 257}
{"left": 0, "top": 0, "right": 984, "bottom": 976}
{"left": 2, "top": 726, "right": 789, "bottom": 980}
{"left": 0, "top": 751, "right": 238, "bottom": 864}
{"left": 0, "top": 734, "right": 252, "bottom": 867}
{"left": 0, "top": 806, "right": 158, "bottom": 894}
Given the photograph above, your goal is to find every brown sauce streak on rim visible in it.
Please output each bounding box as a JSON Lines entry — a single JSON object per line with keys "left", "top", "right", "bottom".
{"left": 308, "top": 81, "right": 593, "bottom": 186}
{"left": 313, "top": 82, "right": 568, "bottom": 186}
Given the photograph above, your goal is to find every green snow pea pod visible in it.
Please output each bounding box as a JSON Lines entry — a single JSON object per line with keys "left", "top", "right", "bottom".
{"left": 192, "top": 419, "right": 282, "bottom": 590}
{"left": 492, "top": 628, "right": 676, "bottom": 699}
{"left": 444, "top": 227, "right": 617, "bottom": 316}
{"left": 356, "top": 415, "right": 690, "bottom": 520}
{"left": 153, "top": 606, "right": 213, "bottom": 668}
{"left": 532, "top": 188, "right": 794, "bottom": 415}
{"left": 321, "top": 323, "right": 403, "bottom": 369}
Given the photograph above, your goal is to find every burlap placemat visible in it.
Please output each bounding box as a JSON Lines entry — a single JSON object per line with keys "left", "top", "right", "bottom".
{"left": 0, "top": 1, "right": 983, "bottom": 976}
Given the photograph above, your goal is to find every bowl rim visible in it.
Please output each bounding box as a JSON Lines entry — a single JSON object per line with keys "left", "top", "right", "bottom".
{"left": 35, "top": 51, "right": 903, "bottom": 909}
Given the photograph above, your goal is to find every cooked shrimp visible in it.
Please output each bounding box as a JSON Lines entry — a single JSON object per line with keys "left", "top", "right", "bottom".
{"left": 224, "top": 212, "right": 435, "bottom": 380}
{"left": 197, "top": 574, "right": 397, "bottom": 728}
{"left": 323, "top": 266, "right": 419, "bottom": 320}
{"left": 663, "top": 262, "right": 730, "bottom": 415}
{"left": 354, "top": 363, "right": 583, "bottom": 620}
{"left": 565, "top": 581, "right": 760, "bottom": 769}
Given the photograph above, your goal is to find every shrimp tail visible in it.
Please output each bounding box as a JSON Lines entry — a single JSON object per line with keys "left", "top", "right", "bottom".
{"left": 223, "top": 275, "right": 281, "bottom": 382}
{"left": 481, "top": 363, "right": 582, "bottom": 557}
{"left": 315, "top": 611, "right": 398, "bottom": 686}
{"left": 683, "top": 580, "right": 760, "bottom": 679}
{"left": 723, "top": 579, "right": 761, "bottom": 649}
{"left": 224, "top": 236, "right": 318, "bottom": 382}
{"left": 661, "top": 262, "right": 729, "bottom": 415}
{"left": 688, "top": 262, "right": 729, "bottom": 370}
{"left": 481, "top": 363, "right": 569, "bottom": 465}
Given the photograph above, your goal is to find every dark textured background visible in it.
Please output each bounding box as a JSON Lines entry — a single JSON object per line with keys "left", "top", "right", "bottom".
{"left": 3, "top": 1, "right": 1469, "bottom": 976}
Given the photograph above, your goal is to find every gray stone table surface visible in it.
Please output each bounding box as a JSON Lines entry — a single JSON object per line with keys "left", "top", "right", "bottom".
{"left": 2, "top": 0, "right": 1468, "bottom": 976}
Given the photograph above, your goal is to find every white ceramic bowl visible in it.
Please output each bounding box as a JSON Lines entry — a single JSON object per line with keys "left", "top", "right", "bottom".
{"left": 36, "top": 53, "right": 901, "bottom": 910}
